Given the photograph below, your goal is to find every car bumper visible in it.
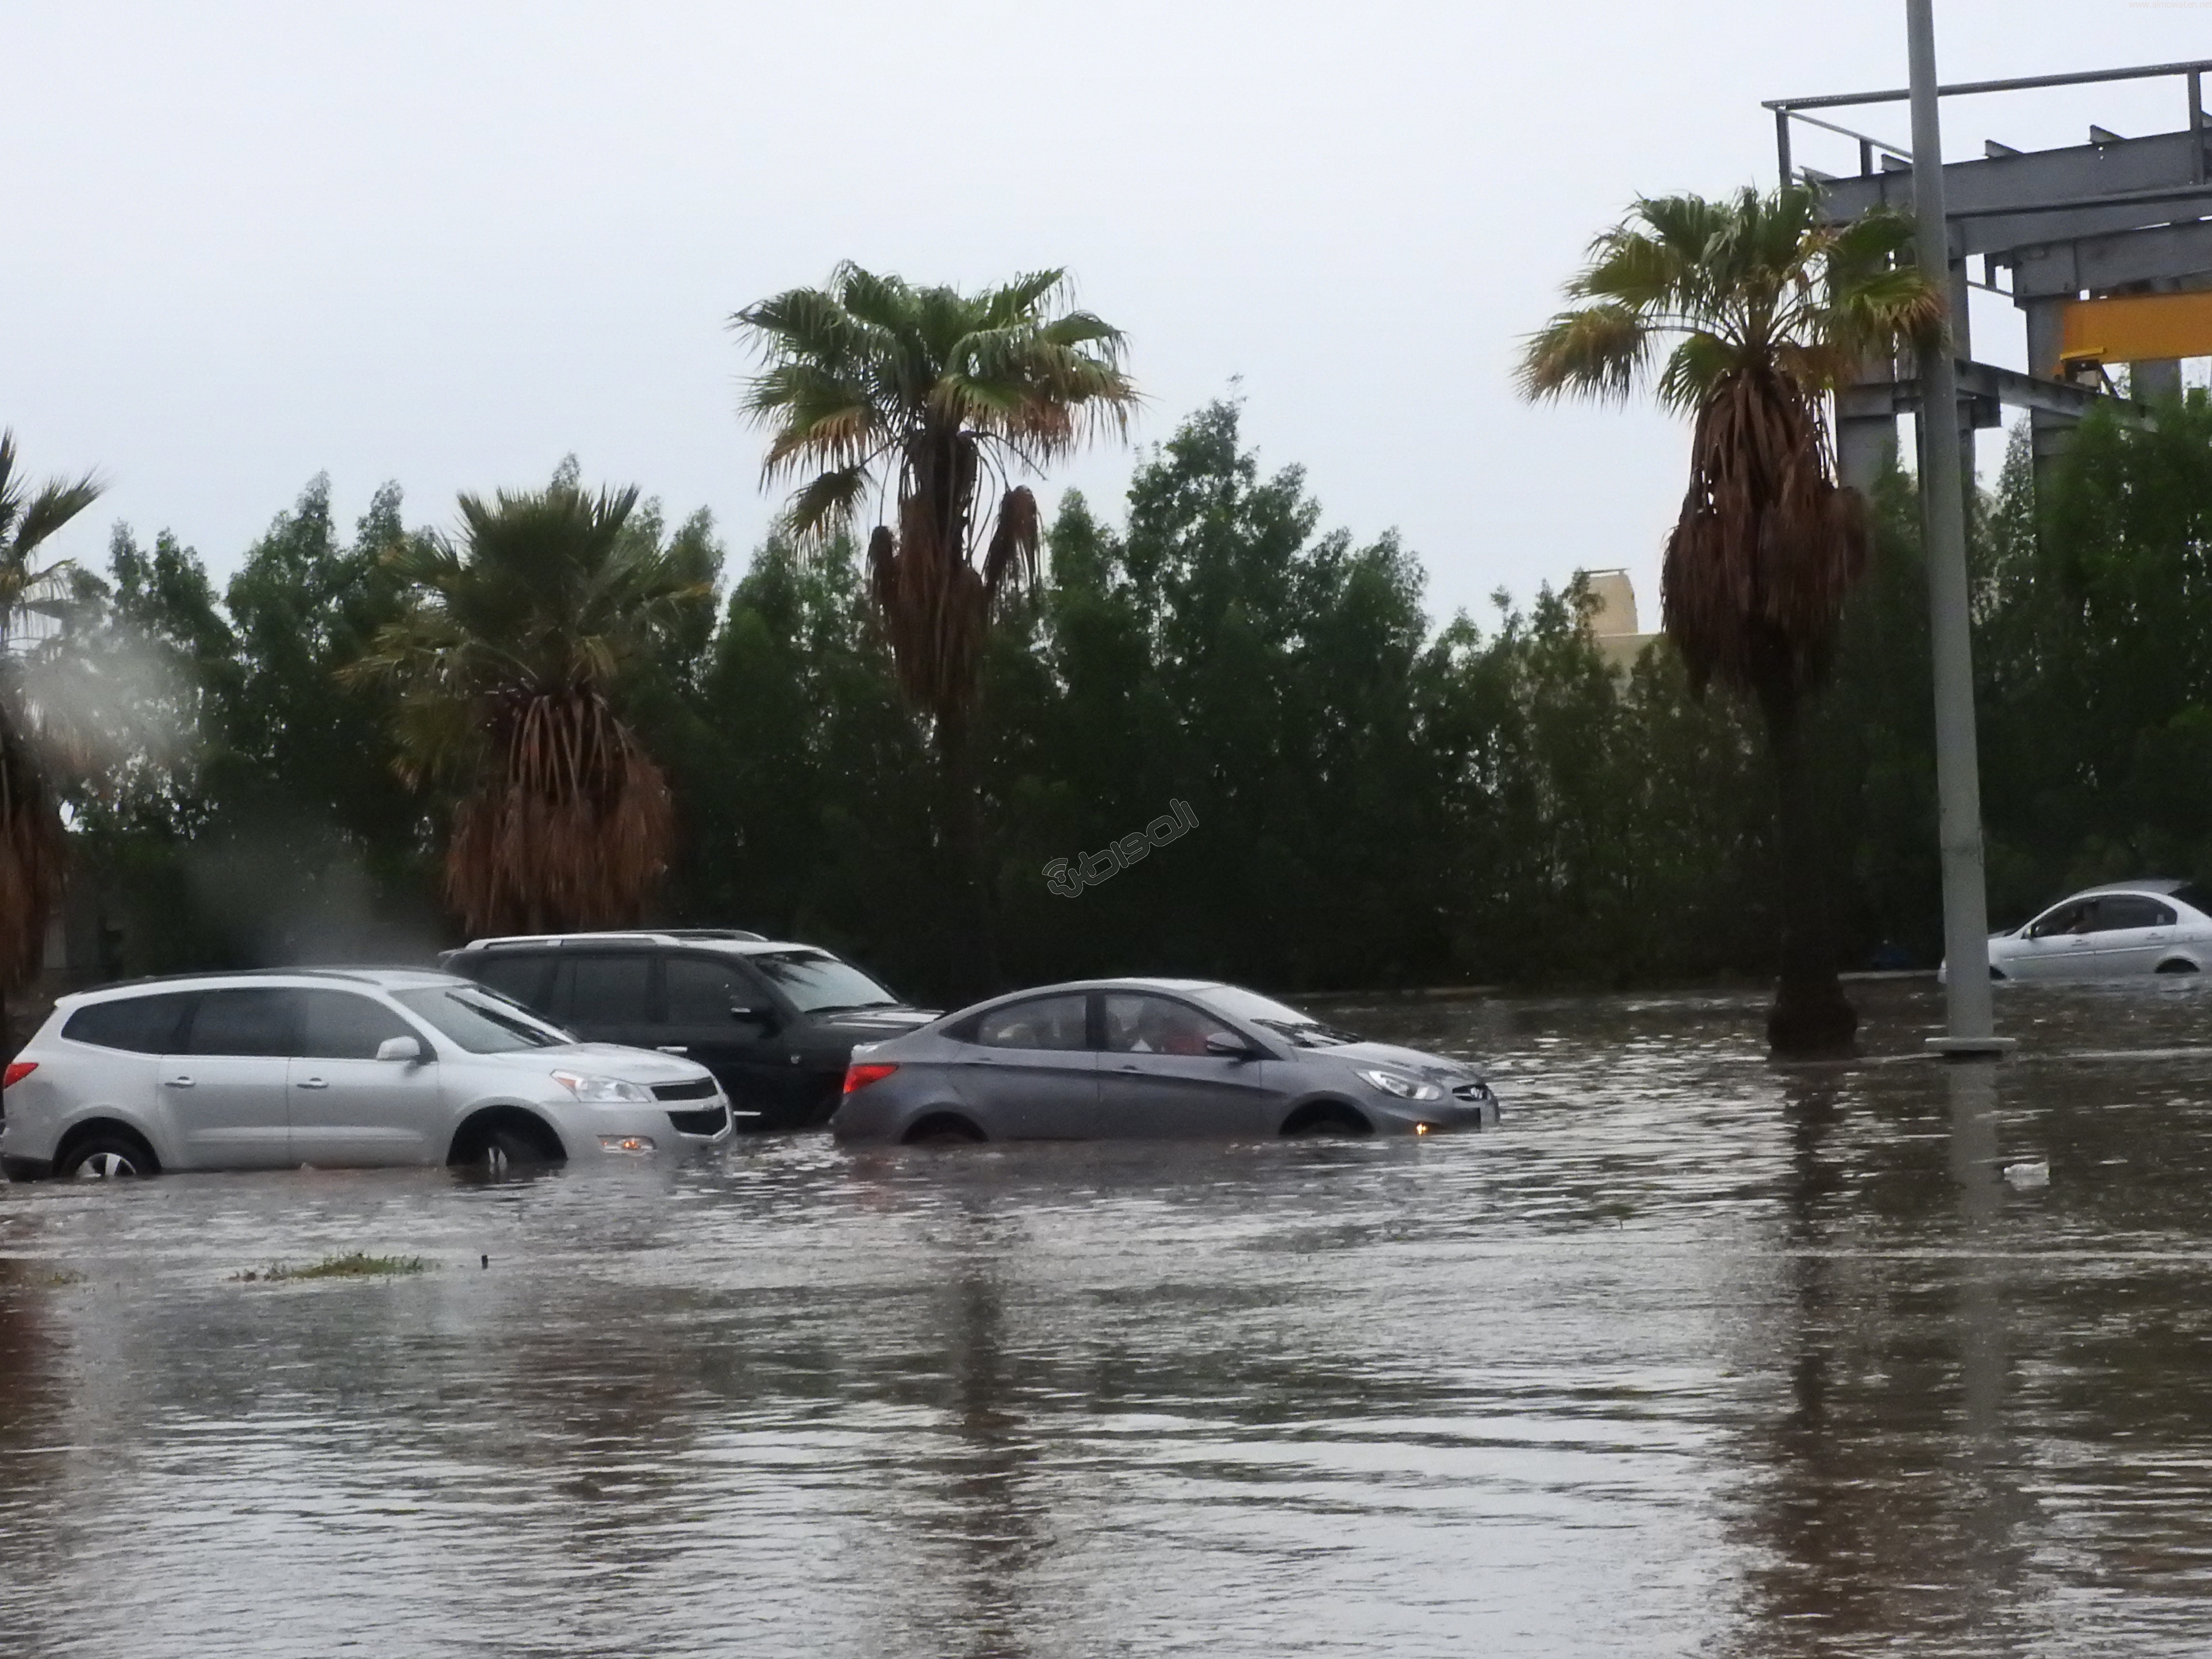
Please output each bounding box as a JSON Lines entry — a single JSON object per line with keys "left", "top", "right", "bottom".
{"left": 549, "top": 1099, "right": 739, "bottom": 1158}
{"left": 1371, "top": 1095, "right": 1500, "bottom": 1134}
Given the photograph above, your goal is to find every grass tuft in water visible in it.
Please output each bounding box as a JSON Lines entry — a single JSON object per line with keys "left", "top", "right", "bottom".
{"left": 233, "top": 1253, "right": 431, "bottom": 1283}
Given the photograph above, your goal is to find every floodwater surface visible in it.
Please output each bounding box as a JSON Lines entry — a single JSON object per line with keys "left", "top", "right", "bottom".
{"left": 4, "top": 979, "right": 2212, "bottom": 1657}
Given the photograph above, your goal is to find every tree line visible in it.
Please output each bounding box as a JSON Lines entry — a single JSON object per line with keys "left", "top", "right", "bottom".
{"left": 42, "top": 392, "right": 2212, "bottom": 1010}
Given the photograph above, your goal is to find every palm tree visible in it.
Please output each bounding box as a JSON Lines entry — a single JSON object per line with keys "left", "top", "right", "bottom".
{"left": 0, "top": 433, "right": 100, "bottom": 1046}
{"left": 1519, "top": 187, "right": 1942, "bottom": 1053}
{"left": 349, "top": 478, "right": 711, "bottom": 937}
{"left": 732, "top": 264, "right": 1137, "bottom": 980}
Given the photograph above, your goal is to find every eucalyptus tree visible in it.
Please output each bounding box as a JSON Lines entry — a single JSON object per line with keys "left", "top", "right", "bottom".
{"left": 1520, "top": 186, "right": 1941, "bottom": 1052}
{"left": 733, "top": 264, "right": 1137, "bottom": 978}
{"left": 0, "top": 433, "right": 100, "bottom": 1037}
{"left": 349, "top": 478, "right": 713, "bottom": 936}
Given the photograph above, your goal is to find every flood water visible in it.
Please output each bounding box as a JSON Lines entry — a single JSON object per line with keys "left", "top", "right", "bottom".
{"left": 4, "top": 979, "right": 2212, "bottom": 1656}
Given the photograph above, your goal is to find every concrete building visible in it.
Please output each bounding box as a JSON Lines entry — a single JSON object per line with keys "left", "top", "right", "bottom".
{"left": 1579, "top": 569, "right": 1662, "bottom": 670}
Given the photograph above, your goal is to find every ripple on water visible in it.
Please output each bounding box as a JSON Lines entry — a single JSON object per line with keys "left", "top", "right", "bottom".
{"left": 3, "top": 978, "right": 2212, "bottom": 1655}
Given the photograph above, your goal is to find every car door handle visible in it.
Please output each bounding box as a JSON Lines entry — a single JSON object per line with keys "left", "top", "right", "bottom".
{"left": 163, "top": 1076, "right": 194, "bottom": 1088}
{"left": 656, "top": 1046, "right": 688, "bottom": 1055}
{"left": 295, "top": 1078, "right": 329, "bottom": 1089}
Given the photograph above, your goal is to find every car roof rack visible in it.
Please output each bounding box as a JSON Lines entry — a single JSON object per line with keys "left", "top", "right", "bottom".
{"left": 462, "top": 929, "right": 767, "bottom": 950}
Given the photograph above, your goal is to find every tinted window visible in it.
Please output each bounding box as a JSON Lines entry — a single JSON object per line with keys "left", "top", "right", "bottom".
{"left": 551, "top": 956, "right": 652, "bottom": 1025}
{"left": 2169, "top": 883, "right": 2212, "bottom": 917}
{"left": 973, "top": 994, "right": 1089, "bottom": 1051}
{"left": 184, "top": 988, "right": 295, "bottom": 1057}
{"left": 2098, "top": 896, "right": 2176, "bottom": 930}
{"left": 665, "top": 957, "right": 762, "bottom": 1024}
{"left": 392, "top": 986, "right": 572, "bottom": 1053}
{"left": 744, "top": 950, "right": 898, "bottom": 1014}
{"left": 1102, "top": 994, "right": 1235, "bottom": 1056}
{"left": 61, "top": 992, "right": 196, "bottom": 1054}
{"left": 295, "top": 990, "right": 416, "bottom": 1060}
{"left": 467, "top": 952, "right": 553, "bottom": 1011}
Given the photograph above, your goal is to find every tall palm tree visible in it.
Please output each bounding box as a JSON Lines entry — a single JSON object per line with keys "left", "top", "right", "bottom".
{"left": 0, "top": 433, "right": 100, "bottom": 1044}
{"left": 349, "top": 479, "right": 711, "bottom": 937}
{"left": 732, "top": 264, "right": 1137, "bottom": 981}
{"left": 1520, "top": 187, "right": 1942, "bottom": 1053}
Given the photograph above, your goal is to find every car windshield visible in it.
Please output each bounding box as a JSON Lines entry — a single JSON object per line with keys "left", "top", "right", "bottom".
{"left": 1196, "top": 986, "right": 1363, "bottom": 1047}
{"left": 745, "top": 950, "right": 899, "bottom": 1015}
{"left": 393, "top": 986, "right": 574, "bottom": 1053}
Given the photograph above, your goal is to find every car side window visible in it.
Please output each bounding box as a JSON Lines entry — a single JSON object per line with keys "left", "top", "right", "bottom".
{"left": 62, "top": 992, "right": 197, "bottom": 1053}
{"left": 2101, "top": 896, "right": 2175, "bottom": 930}
{"left": 295, "top": 990, "right": 417, "bottom": 1060}
{"left": 2029, "top": 902, "right": 2090, "bottom": 939}
{"left": 469, "top": 953, "right": 553, "bottom": 1011}
{"left": 550, "top": 955, "right": 653, "bottom": 1025}
{"left": 973, "top": 994, "right": 1090, "bottom": 1051}
{"left": 1102, "top": 994, "right": 1235, "bottom": 1057}
{"left": 183, "top": 989, "right": 296, "bottom": 1057}
{"left": 665, "top": 957, "right": 763, "bottom": 1025}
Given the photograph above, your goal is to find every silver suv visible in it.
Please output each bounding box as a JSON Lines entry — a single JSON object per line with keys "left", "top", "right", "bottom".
{"left": 0, "top": 969, "right": 733, "bottom": 1180}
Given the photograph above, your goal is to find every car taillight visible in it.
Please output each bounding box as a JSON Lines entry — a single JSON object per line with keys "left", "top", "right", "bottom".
{"left": 842, "top": 1062, "right": 897, "bottom": 1094}
{"left": 3, "top": 1062, "right": 35, "bottom": 1089}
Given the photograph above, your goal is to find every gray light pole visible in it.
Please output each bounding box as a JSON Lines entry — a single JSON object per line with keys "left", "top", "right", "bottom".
{"left": 1906, "top": 0, "right": 2009, "bottom": 1055}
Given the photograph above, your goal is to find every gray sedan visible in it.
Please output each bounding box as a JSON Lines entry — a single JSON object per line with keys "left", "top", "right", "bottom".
{"left": 828, "top": 978, "right": 1501, "bottom": 1142}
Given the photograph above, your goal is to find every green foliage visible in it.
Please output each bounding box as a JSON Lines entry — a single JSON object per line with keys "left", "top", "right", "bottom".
{"left": 1976, "top": 396, "right": 2212, "bottom": 917}
{"left": 56, "top": 393, "right": 2212, "bottom": 1002}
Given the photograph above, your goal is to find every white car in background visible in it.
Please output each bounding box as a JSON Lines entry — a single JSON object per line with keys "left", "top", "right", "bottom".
{"left": 1958, "top": 879, "right": 2212, "bottom": 982}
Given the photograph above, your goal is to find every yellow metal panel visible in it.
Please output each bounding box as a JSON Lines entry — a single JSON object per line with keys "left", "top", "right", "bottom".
{"left": 2055, "top": 290, "right": 2212, "bottom": 369}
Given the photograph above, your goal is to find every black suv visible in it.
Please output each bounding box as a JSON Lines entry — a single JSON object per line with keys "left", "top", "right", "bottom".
{"left": 438, "top": 930, "right": 938, "bottom": 1130}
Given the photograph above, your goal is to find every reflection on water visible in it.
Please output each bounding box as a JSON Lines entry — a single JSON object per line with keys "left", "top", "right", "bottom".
{"left": 5, "top": 979, "right": 2212, "bottom": 1656}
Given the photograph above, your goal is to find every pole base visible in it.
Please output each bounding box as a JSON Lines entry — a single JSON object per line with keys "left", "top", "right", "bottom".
{"left": 1924, "top": 1035, "right": 2019, "bottom": 1058}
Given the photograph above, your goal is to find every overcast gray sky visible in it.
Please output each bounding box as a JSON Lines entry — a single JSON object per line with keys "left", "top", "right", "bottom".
{"left": 9, "top": 2, "right": 2208, "bottom": 632}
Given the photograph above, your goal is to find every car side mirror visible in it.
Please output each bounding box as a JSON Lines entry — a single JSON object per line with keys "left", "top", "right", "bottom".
{"left": 1205, "top": 1032, "right": 1260, "bottom": 1059}
{"left": 376, "top": 1035, "right": 425, "bottom": 1064}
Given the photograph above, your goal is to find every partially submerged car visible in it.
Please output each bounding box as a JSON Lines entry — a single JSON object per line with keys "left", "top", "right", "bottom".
{"left": 1945, "top": 879, "right": 2212, "bottom": 983}
{"left": 1, "top": 969, "right": 733, "bottom": 1180}
{"left": 830, "top": 977, "right": 1502, "bottom": 1143}
{"left": 441, "top": 930, "right": 938, "bottom": 1129}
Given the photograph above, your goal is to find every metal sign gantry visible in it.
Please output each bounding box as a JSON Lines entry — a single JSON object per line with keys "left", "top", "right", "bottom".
{"left": 1765, "top": 59, "right": 2212, "bottom": 493}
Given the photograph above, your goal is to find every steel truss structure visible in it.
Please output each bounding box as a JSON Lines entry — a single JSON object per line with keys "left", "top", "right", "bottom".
{"left": 1766, "top": 60, "right": 2212, "bottom": 492}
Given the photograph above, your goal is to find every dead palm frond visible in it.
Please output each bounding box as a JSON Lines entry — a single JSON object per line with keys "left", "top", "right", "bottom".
{"left": 349, "top": 479, "right": 710, "bottom": 935}
{"left": 733, "top": 264, "right": 1134, "bottom": 728}
{"left": 1519, "top": 186, "right": 1941, "bottom": 695}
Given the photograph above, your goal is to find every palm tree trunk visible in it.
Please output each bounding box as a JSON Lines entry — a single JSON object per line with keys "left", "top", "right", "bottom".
{"left": 1757, "top": 678, "right": 1858, "bottom": 1056}
{"left": 935, "top": 705, "right": 1001, "bottom": 1000}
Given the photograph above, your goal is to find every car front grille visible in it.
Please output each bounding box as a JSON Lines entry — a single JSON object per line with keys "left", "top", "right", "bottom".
{"left": 1451, "top": 1081, "right": 1493, "bottom": 1102}
{"left": 665, "top": 1104, "right": 730, "bottom": 1136}
{"left": 652, "top": 1078, "right": 720, "bottom": 1102}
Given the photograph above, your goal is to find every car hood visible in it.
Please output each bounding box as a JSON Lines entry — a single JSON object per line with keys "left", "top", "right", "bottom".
{"left": 496, "top": 1042, "right": 718, "bottom": 1086}
{"left": 1294, "top": 1039, "right": 1487, "bottom": 1083}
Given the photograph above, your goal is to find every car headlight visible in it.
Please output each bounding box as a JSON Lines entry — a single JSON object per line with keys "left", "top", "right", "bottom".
{"left": 550, "top": 1070, "right": 653, "bottom": 1104}
{"left": 1357, "top": 1069, "right": 1443, "bottom": 1102}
